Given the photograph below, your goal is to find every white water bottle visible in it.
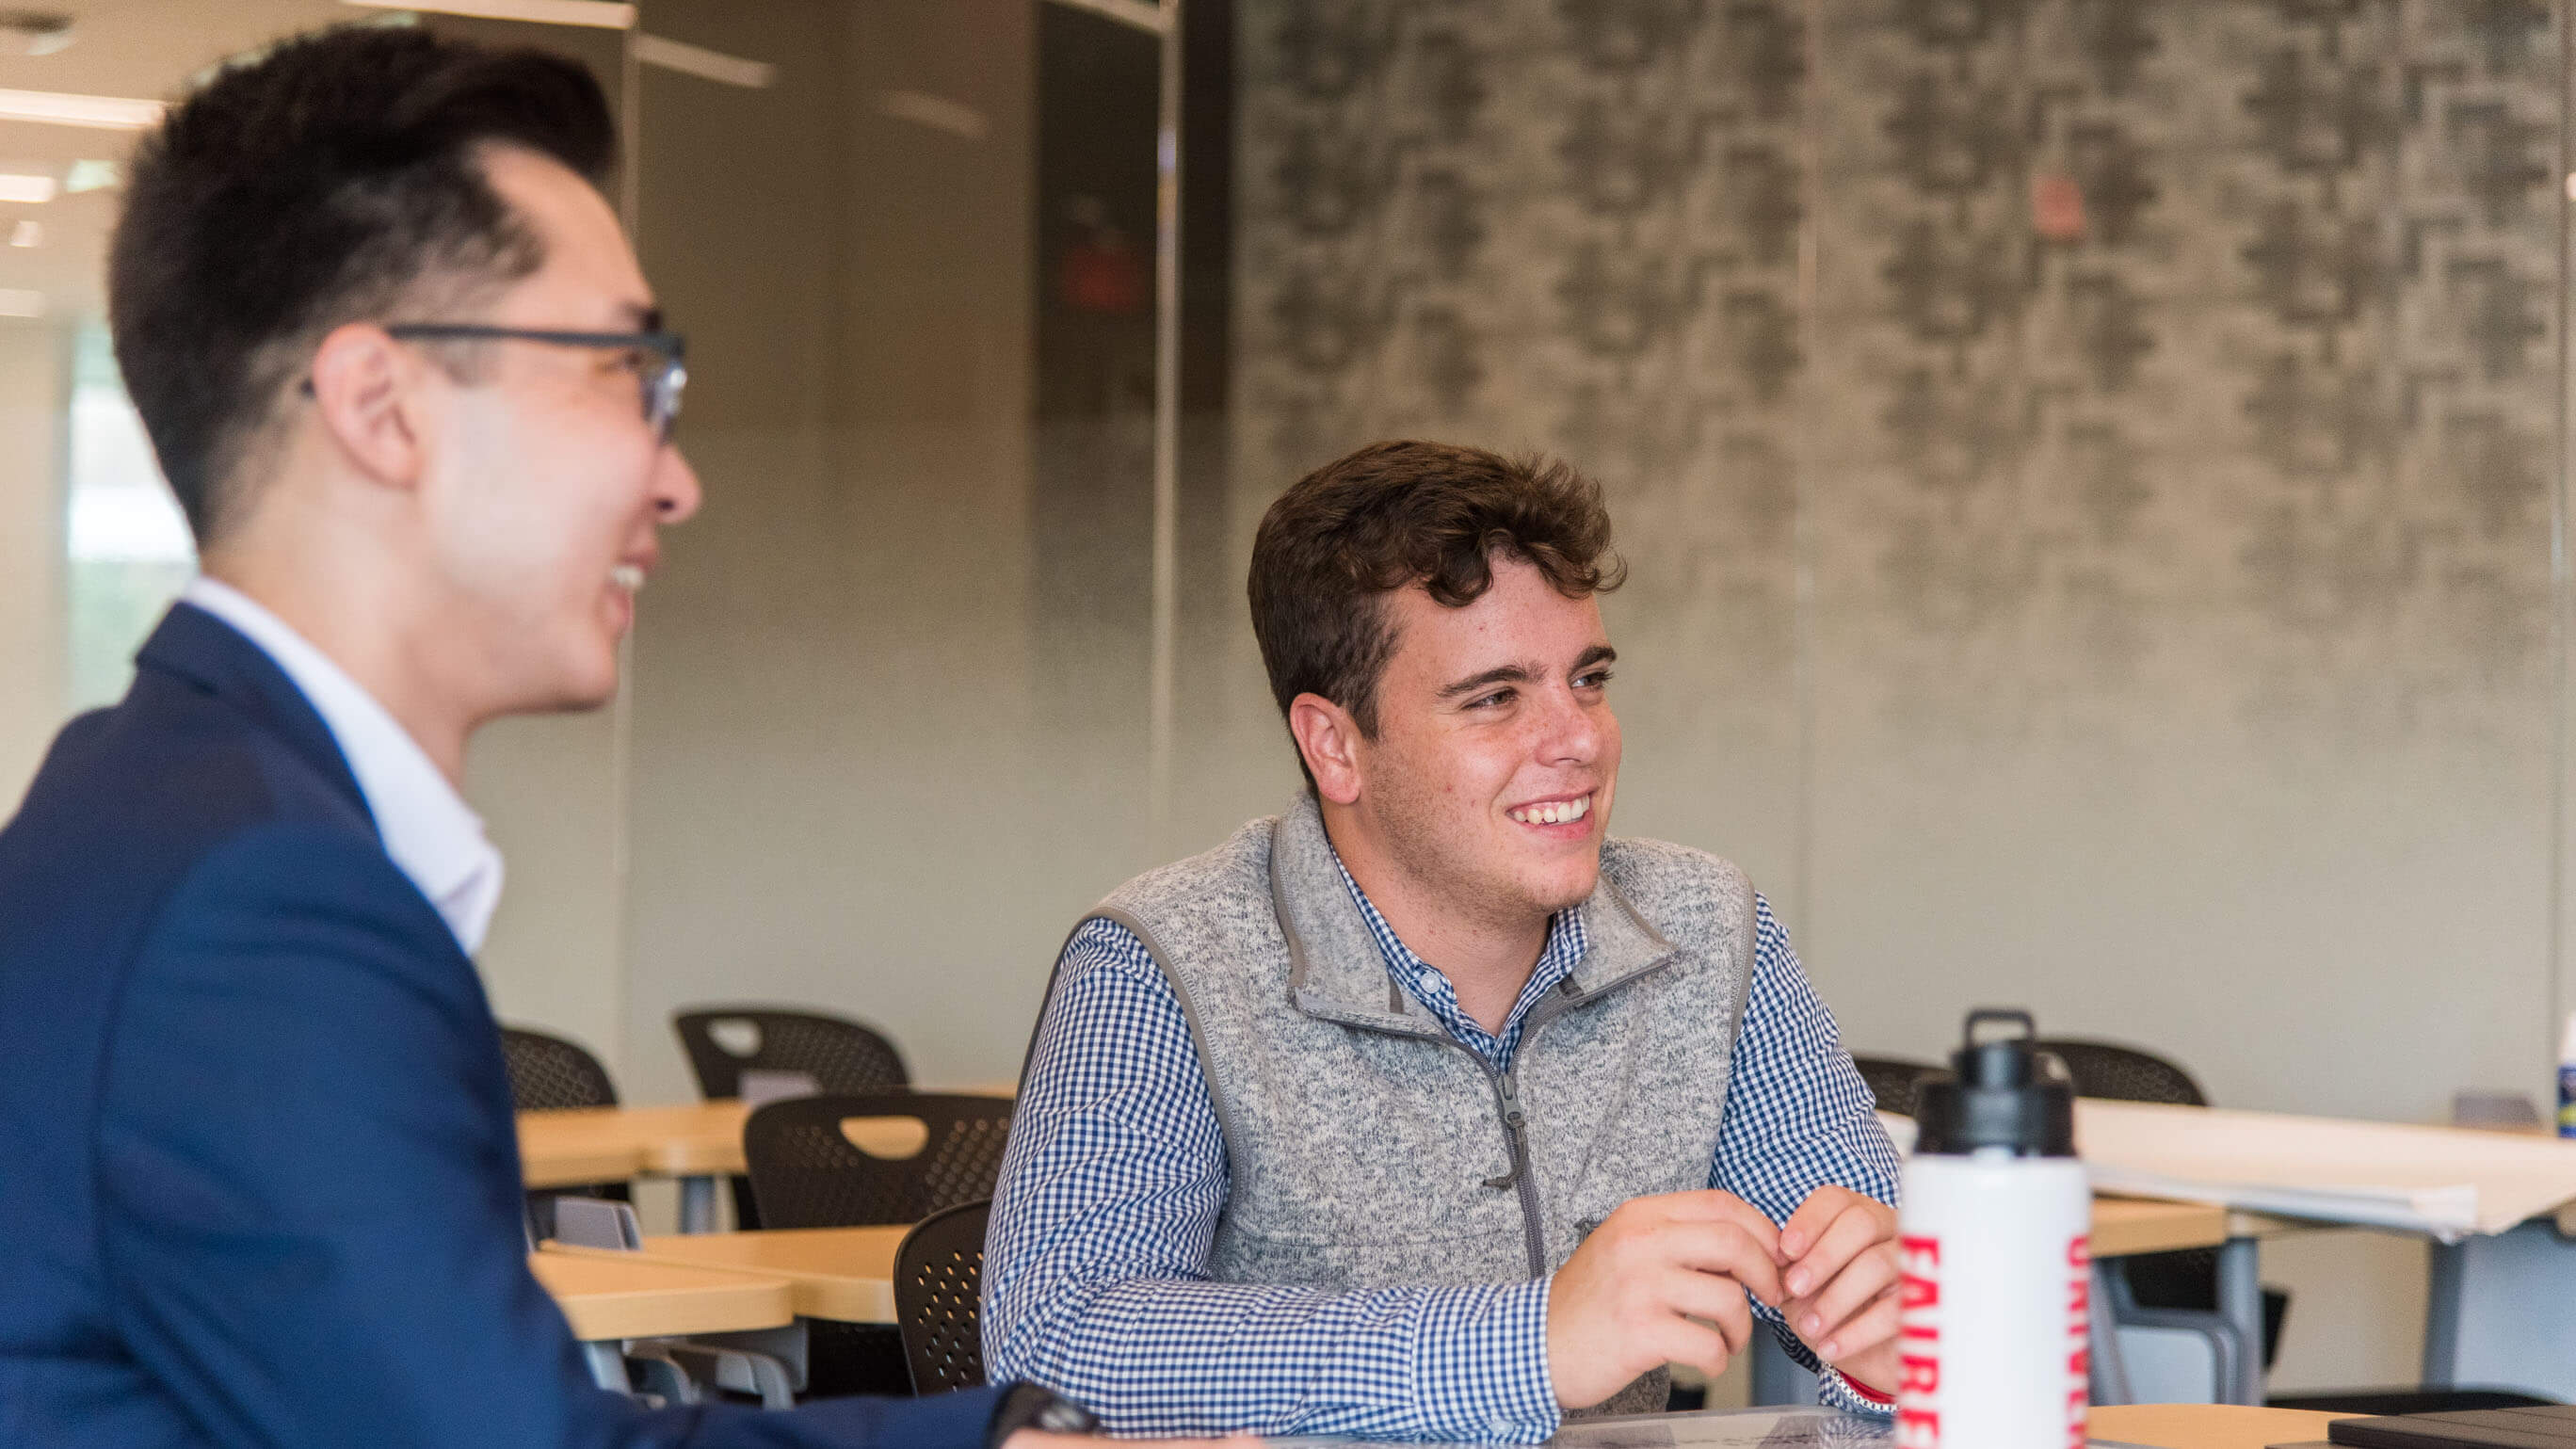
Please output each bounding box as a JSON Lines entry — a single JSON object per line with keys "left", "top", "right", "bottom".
{"left": 1896, "top": 1009, "right": 2092, "bottom": 1449}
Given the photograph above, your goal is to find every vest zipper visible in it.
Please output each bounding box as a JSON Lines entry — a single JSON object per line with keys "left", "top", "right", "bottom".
{"left": 1464, "top": 1051, "right": 1549, "bottom": 1279}
{"left": 1295, "top": 967, "right": 1665, "bottom": 1283}
{"left": 1463, "top": 985, "right": 1588, "bottom": 1280}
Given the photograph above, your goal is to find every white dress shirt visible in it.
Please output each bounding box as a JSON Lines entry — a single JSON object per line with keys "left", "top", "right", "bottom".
{"left": 179, "top": 576, "right": 505, "bottom": 956}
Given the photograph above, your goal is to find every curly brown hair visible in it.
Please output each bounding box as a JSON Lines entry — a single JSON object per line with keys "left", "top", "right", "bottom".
{"left": 1248, "top": 440, "right": 1626, "bottom": 754}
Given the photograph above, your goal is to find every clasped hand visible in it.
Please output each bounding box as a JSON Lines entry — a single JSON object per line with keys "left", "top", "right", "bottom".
{"left": 1543, "top": 1185, "right": 1902, "bottom": 1409}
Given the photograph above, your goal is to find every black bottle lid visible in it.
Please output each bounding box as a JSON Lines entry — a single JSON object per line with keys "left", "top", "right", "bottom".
{"left": 1912, "top": 1008, "right": 2077, "bottom": 1158}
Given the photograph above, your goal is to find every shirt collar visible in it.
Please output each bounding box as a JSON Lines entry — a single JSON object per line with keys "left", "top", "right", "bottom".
{"left": 180, "top": 577, "right": 505, "bottom": 956}
{"left": 1328, "top": 847, "right": 1588, "bottom": 1051}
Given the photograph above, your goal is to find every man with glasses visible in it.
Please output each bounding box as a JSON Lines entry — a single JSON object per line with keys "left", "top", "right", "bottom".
{"left": 0, "top": 25, "right": 1199, "bottom": 1449}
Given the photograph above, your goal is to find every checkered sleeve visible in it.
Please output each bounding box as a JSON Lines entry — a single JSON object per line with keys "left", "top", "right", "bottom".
{"left": 1711, "top": 893, "right": 1907, "bottom": 1417}
{"left": 981, "top": 917, "right": 1564, "bottom": 1441}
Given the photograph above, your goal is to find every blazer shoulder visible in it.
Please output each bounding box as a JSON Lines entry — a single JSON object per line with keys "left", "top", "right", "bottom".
{"left": 141, "top": 818, "right": 459, "bottom": 969}
{"left": 14, "top": 669, "right": 372, "bottom": 854}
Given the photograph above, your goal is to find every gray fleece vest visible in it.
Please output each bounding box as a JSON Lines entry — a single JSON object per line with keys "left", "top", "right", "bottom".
{"left": 1071, "top": 793, "right": 1756, "bottom": 1422}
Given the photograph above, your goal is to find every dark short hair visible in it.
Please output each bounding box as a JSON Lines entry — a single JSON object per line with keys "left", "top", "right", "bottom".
{"left": 1248, "top": 440, "right": 1626, "bottom": 756}
{"left": 109, "top": 24, "right": 616, "bottom": 542}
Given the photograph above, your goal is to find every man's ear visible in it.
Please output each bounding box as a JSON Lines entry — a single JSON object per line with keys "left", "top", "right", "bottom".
{"left": 305, "top": 321, "right": 427, "bottom": 491}
{"left": 1288, "top": 692, "right": 1367, "bottom": 805}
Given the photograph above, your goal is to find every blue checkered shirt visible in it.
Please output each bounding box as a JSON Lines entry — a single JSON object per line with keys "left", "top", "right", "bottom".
{"left": 984, "top": 857, "right": 1902, "bottom": 1441}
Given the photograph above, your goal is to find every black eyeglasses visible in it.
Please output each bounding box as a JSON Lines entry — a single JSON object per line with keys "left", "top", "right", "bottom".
{"left": 382, "top": 323, "right": 688, "bottom": 443}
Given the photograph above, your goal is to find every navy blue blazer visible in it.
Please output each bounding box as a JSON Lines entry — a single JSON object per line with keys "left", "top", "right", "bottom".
{"left": 0, "top": 603, "right": 1004, "bottom": 1447}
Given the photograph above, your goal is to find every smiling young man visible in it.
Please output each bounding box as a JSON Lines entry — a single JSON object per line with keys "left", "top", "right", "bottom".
{"left": 984, "top": 441, "right": 1907, "bottom": 1440}
{"left": 0, "top": 27, "right": 1199, "bottom": 1449}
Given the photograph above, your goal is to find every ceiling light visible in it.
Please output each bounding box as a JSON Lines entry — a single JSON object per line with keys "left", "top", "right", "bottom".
{"left": 340, "top": 0, "right": 636, "bottom": 27}
{"left": 1045, "top": 0, "right": 1169, "bottom": 34}
{"left": 0, "top": 10, "right": 72, "bottom": 56}
{"left": 10, "top": 219, "right": 39, "bottom": 248}
{"left": 876, "top": 89, "right": 987, "bottom": 140}
{"left": 0, "top": 287, "right": 45, "bottom": 316}
{"left": 0, "top": 173, "right": 56, "bottom": 204}
{"left": 0, "top": 88, "right": 161, "bottom": 130}
{"left": 63, "top": 158, "right": 114, "bottom": 192}
{"left": 635, "top": 33, "right": 772, "bottom": 89}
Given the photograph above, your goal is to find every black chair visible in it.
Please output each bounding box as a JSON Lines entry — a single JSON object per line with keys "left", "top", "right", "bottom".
{"left": 1849, "top": 1053, "right": 1937, "bottom": 1119}
{"left": 502, "top": 1026, "right": 621, "bottom": 1111}
{"left": 2036, "top": 1037, "right": 2209, "bottom": 1108}
{"left": 671, "top": 1006, "right": 911, "bottom": 1231}
{"left": 497, "top": 1026, "right": 628, "bottom": 1241}
{"left": 742, "top": 1093, "right": 1013, "bottom": 1231}
{"left": 894, "top": 1199, "right": 991, "bottom": 1394}
{"left": 2031, "top": 1037, "right": 2287, "bottom": 1372}
{"left": 741, "top": 1093, "right": 1010, "bottom": 1399}
{"left": 671, "top": 1006, "right": 911, "bottom": 1100}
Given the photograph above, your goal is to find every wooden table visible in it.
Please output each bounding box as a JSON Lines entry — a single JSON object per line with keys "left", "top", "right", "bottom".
{"left": 549, "top": 1225, "right": 912, "bottom": 1324}
{"left": 2077, "top": 1099, "right": 2576, "bottom": 1407}
{"left": 520, "top": 1101, "right": 749, "bottom": 1191}
{"left": 2093, "top": 1197, "right": 2229, "bottom": 1259}
{"left": 2089, "top": 1403, "right": 2349, "bottom": 1449}
{"left": 519, "top": 1083, "right": 1016, "bottom": 1229}
{"left": 529, "top": 1251, "right": 794, "bottom": 1341}
{"left": 518, "top": 1112, "right": 649, "bottom": 1191}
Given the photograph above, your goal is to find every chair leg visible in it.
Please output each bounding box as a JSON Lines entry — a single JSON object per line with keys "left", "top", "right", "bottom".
{"left": 2215, "top": 1236, "right": 2264, "bottom": 1405}
{"left": 583, "top": 1341, "right": 633, "bottom": 1394}
{"left": 680, "top": 1175, "right": 721, "bottom": 1233}
{"left": 621, "top": 1345, "right": 702, "bottom": 1407}
{"left": 659, "top": 1344, "right": 799, "bottom": 1410}
{"left": 2089, "top": 1262, "right": 2133, "bottom": 1407}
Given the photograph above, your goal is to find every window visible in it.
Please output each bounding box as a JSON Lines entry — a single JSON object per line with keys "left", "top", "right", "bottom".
{"left": 64, "top": 321, "right": 191, "bottom": 709}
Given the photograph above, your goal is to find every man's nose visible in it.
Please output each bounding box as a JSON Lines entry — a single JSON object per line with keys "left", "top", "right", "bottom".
{"left": 655, "top": 444, "right": 702, "bottom": 523}
{"left": 1536, "top": 684, "right": 1602, "bottom": 764}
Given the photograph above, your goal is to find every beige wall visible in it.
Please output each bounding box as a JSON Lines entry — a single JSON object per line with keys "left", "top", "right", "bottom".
{"left": 468, "top": 708, "right": 628, "bottom": 1071}
{"left": 613, "top": 0, "right": 1090, "bottom": 1105}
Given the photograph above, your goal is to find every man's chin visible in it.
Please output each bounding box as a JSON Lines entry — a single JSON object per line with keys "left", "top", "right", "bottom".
{"left": 519, "top": 652, "right": 622, "bottom": 715}
{"left": 1524, "top": 854, "right": 1604, "bottom": 915}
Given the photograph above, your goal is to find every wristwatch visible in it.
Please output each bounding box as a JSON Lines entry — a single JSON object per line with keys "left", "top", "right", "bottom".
{"left": 987, "top": 1382, "right": 1102, "bottom": 1446}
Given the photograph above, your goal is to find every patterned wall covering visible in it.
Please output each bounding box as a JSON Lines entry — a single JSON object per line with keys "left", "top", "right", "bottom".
{"left": 1232, "top": 0, "right": 1814, "bottom": 757}
{"left": 1226, "top": 0, "right": 2566, "bottom": 1141}
{"left": 1233, "top": 0, "right": 2560, "bottom": 752}
{"left": 1817, "top": 0, "right": 2559, "bottom": 758}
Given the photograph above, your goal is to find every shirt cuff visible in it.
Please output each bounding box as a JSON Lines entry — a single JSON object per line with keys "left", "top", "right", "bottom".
{"left": 1411, "top": 1278, "right": 1562, "bottom": 1443}
{"left": 1818, "top": 1364, "right": 1896, "bottom": 1417}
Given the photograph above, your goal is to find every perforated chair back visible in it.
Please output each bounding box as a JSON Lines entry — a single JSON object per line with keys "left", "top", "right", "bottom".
{"left": 895, "top": 1199, "right": 991, "bottom": 1393}
{"left": 2035, "top": 1037, "right": 2282, "bottom": 1372}
{"left": 742, "top": 1093, "right": 1013, "bottom": 1230}
{"left": 1849, "top": 1054, "right": 1937, "bottom": 1119}
{"left": 671, "top": 1006, "right": 910, "bottom": 1100}
{"left": 500, "top": 1026, "right": 620, "bottom": 1111}
{"left": 501, "top": 1027, "right": 626, "bottom": 1242}
{"left": 2033, "top": 1038, "right": 2207, "bottom": 1106}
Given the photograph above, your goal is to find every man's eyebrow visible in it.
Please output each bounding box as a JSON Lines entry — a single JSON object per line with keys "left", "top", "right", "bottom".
{"left": 1574, "top": 644, "right": 1618, "bottom": 670}
{"left": 1438, "top": 663, "right": 1534, "bottom": 700}
{"left": 618, "top": 301, "right": 662, "bottom": 331}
